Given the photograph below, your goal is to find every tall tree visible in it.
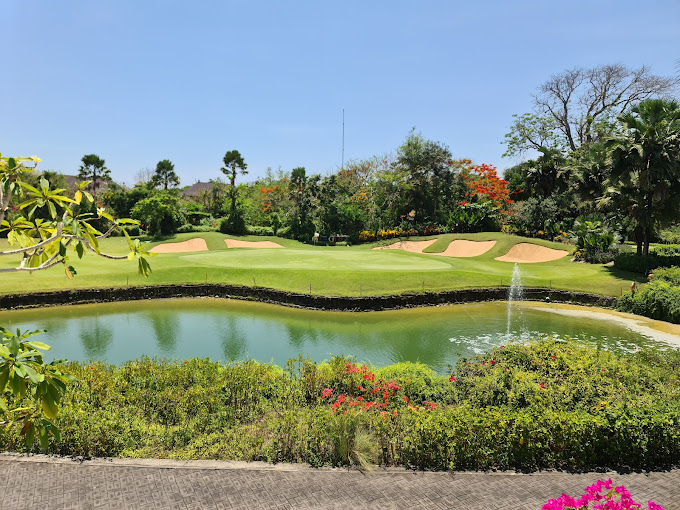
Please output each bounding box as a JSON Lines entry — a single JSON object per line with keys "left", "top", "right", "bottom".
{"left": 504, "top": 64, "right": 678, "bottom": 157}
{"left": 287, "top": 167, "right": 316, "bottom": 241}
{"left": 221, "top": 150, "right": 248, "bottom": 216}
{"left": 77, "top": 154, "right": 111, "bottom": 196}
{"left": 151, "top": 159, "right": 180, "bottom": 190}
{"left": 606, "top": 98, "right": 680, "bottom": 256}
{"left": 396, "top": 130, "right": 453, "bottom": 222}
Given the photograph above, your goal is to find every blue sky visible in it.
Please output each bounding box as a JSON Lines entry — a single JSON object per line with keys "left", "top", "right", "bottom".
{"left": 2, "top": 1, "right": 678, "bottom": 186}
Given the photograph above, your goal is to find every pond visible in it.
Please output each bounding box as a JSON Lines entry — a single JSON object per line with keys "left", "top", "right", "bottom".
{"left": 1, "top": 298, "right": 679, "bottom": 372}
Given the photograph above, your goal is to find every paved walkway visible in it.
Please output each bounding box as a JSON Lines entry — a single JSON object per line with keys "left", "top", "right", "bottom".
{"left": 1, "top": 454, "right": 678, "bottom": 509}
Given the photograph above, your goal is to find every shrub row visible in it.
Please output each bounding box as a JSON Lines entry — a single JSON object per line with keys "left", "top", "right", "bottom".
{"left": 613, "top": 251, "right": 680, "bottom": 273}
{"left": 2, "top": 340, "right": 678, "bottom": 470}
{"left": 617, "top": 282, "right": 680, "bottom": 324}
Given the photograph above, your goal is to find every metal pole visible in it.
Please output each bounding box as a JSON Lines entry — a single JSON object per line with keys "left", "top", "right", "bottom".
{"left": 341, "top": 108, "right": 345, "bottom": 171}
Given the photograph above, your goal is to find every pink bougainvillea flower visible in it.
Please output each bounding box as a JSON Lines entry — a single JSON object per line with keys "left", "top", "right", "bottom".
{"left": 449, "top": 376, "right": 456, "bottom": 382}
{"left": 322, "top": 388, "right": 333, "bottom": 399}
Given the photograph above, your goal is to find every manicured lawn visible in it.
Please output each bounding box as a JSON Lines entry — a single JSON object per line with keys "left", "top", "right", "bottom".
{"left": 0, "top": 232, "right": 644, "bottom": 297}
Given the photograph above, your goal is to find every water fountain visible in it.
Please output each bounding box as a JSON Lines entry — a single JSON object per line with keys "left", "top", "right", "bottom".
{"left": 506, "top": 263, "right": 523, "bottom": 337}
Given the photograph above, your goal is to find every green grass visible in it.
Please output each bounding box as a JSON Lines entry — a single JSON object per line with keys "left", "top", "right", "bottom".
{"left": 0, "top": 232, "right": 644, "bottom": 297}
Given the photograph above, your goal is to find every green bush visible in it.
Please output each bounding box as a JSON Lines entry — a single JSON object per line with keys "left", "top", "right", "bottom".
{"left": 617, "top": 281, "right": 680, "bottom": 324}
{"left": 2, "top": 341, "right": 680, "bottom": 470}
{"left": 614, "top": 252, "right": 680, "bottom": 273}
{"left": 658, "top": 226, "right": 680, "bottom": 244}
{"left": 111, "top": 224, "right": 143, "bottom": 237}
{"left": 651, "top": 266, "right": 680, "bottom": 285}
{"left": 246, "top": 225, "right": 274, "bottom": 236}
{"left": 177, "top": 224, "right": 215, "bottom": 233}
{"left": 654, "top": 244, "right": 680, "bottom": 256}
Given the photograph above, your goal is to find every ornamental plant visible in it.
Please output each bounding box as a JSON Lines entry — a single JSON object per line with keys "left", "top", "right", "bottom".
{"left": 1, "top": 152, "right": 153, "bottom": 447}
{"left": 542, "top": 478, "right": 664, "bottom": 510}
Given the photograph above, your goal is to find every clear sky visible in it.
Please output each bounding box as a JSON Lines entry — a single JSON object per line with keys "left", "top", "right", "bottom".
{"left": 2, "top": 1, "right": 678, "bottom": 186}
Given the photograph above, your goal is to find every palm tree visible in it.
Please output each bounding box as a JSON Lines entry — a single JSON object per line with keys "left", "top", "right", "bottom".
{"left": 77, "top": 154, "right": 111, "bottom": 197}
{"left": 151, "top": 159, "right": 180, "bottom": 190}
{"left": 221, "top": 150, "right": 248, "bottom": 216}
{"left": 607, "top": 99, "right": 680, "bottom": 256}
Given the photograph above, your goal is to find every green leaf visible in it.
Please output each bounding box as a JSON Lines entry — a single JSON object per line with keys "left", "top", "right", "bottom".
{"left": 49, "top": 423, "right": 61, "bottom": 443}
{"left": 25, "top": 341, "right": 51, "bottom": 351}
{"left": 9, "top": 372, "right": 26, "bottom": 399}
{"left": 9, "top": 335, "right": 20, "bottom": 356}
{"left": 41, "top": 397, "right": 59, "bottom": 419}
{"left": 75, "top": 241, "right": 84, "bottom": 259}
{"left": 138, "top": 256, "right": 152, "bottom": 277}
{"left": 59, "top": 242, "right": 67, "bottom": 257}
{"left": 14, "top": 362, "right": 26, "bottom": 378}
{"left": 25, "top": 421, "right": 35, "bottom": 446}
{"left": 23, "top": 364, "right": 40, "bottom": 384}
{"left": 0, "top": 364, "right": 9, "bottom": 392}
{"left": 37, "top": 423, "right": 49, "bottom": 449}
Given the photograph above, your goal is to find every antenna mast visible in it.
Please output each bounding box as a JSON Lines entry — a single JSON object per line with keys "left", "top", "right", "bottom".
{"left": 341, "top": 108, "right": 345, "bottom": 171}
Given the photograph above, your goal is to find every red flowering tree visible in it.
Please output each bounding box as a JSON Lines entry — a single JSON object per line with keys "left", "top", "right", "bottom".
{"left": 462, "top": 163, "right": 513, "bottom": 214}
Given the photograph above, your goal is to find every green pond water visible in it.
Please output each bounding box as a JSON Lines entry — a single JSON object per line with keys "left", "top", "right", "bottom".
{"left": 1, "top": 298, "right": 678, "bottom": 372}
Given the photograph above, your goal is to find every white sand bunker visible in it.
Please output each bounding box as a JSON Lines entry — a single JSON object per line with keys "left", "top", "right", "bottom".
{"left": 224, "top": 239, "right": 283, "bottom": 249}
{"left": 372, "top": 239, "right": 437, "bottom": 253}
{"left": 434, "top": 240, "right": 496, "bottom": 258}
{"left": 150, "top": 238, "right": 208, "bottom": 253}
{"left": 495, "top": 243, "right": 569, "bottom": 263}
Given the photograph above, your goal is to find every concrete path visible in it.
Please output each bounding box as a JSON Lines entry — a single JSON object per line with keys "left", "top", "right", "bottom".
{"left": 1, "top": 454, "right": 679, "bottom": 509}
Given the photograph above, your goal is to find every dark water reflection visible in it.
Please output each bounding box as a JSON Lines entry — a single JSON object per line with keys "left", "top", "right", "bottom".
{"left": 0, "top": 298, "right": 676, "bottom": 373}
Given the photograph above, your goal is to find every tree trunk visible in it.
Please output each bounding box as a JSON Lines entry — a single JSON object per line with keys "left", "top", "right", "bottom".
{"left": 643, "top": 192, "right": 653, "bottom": 257}
{"left": 230, "top": 170, "right": 237, "bottom": 214}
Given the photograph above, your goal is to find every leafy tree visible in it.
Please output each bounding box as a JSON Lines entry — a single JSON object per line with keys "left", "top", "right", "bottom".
{"left": 77, "top": 154, "right": 111, "bottom": 196}
{"left": 524, "top": 148, "right": 570, "bottom": 199}
{"left": 606, "top": 98, "right": 680, "bottom": 256}
{"left": 288, "top": 167, "right": 317, "bottom": 241}
{"left": 103, "top": 185, "right": 153, "bottom": 219}
{"left": 151, "top": 159, "right": 180, "bottom": 190}
{"left": 1, "top": 152, "right": 153, "bottom": 448}
{"left": 41, "top": 170, "right": 67, "bottom": 190}
{"left": 504, "top": 64, "right": 678, "bottom": 156}
{"left": 130, "top": 192, "right": 186, "bottom": 237}
{"left": 395, "top": 129, "right": 453, "bottom": 222}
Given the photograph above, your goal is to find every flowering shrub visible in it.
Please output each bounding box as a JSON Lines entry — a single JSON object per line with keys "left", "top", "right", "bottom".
{"left": 543, "top": 478, "right": 664, "bottom": 510}
{"left": 357, "top": 226, "right": 441, "bottom": 243}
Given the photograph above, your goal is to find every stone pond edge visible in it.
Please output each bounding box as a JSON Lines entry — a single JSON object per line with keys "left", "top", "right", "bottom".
{"left": 0, "top": 284, "right": 616, "bottom": 312}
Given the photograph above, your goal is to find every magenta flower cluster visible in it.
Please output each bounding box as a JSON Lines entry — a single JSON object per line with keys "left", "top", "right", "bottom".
{"left": 542, "top": 479, "right": 664, "bottom": 510}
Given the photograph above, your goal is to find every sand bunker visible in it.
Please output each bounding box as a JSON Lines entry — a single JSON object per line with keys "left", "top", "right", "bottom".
{"left": 434, "top": 240, "right": 496, "bottom": 258}
{"left": 150, "top": 238, "right": 208, "bottom": 254}
{"left": 372, "top": 240, "right": 437, "bottom": 253}
{"left": 495, "top": 243, "right": 569, "bottom": 263}
{"left": 224, "top": 239, "right": 283, "bottom": 249}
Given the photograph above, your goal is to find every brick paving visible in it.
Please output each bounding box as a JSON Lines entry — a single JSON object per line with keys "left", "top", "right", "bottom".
{"left": 1, "top": 454, "right": 679, "bottom": 509}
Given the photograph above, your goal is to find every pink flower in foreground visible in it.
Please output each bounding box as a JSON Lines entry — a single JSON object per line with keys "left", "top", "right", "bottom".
{"left": 321, "top": 388, "right": 333, "bottom": 399}
{"left": 449, "top": 376, "right": 456, "bottom": 382}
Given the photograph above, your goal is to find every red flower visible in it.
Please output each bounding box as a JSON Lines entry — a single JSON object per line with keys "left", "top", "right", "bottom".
{"left": 449, "top": 376, "right": 456, "bottom": 382}
{"left": 539, "top": 383, "right": 546, "bottom": 389}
